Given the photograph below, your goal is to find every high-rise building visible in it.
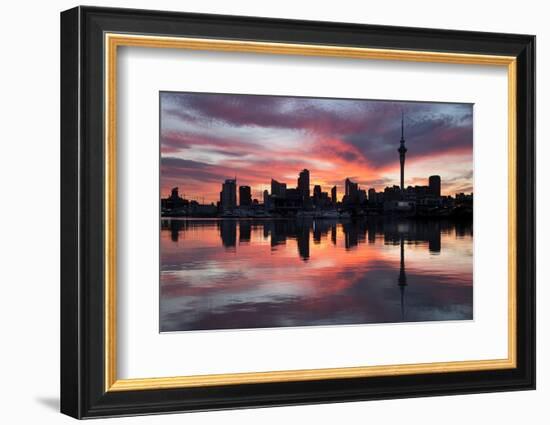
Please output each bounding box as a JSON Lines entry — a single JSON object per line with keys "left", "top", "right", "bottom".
{"left": 312, "top": 184, "right": 323, "bottom": 207}
{"left": 368, "top": 188, "right": 376, "bottom": 202}
{"left": 239, "top": 185, "right": 252, "bottom": 206}
{"left": 297, "top": 169, "right": 310, "bottom": 199}
{"left": 358, "top": 189, "right": 367, "bottom": 204}
{"left": 331, "top": 186, "right": 337, "bottom": 203}
{"left": 398, "top": 112, "right": 407, "bottom": 191}
{"left": 271, "top": 179, "right": 287, "bottom": 198}
{"left": 343, "top": 178, "right": 360, "bottom": 205}
{"left": 313, "top": 184, "right": 322, "bottom": 198}
{"left": 220, "top": 179, "right": 237, "bottom": 210}
{"left": 263, "top": 189, "right": 270, "bottom": 209}
{"left": 429, "top": 175, "right": 441, "bottom": 197}
{"left": 345, "top": 178, "right": 359, "bottom": 198}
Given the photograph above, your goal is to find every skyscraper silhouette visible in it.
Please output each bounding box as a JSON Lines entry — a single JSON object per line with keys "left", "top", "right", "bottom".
{"left": 429, "top": 175, "right": 441, "bottom": 197}
{"left": 297, "top": 169, "right": 310, "bottom": 199}
{"left": 220, "top": 179, "right": 237, "bottom": 210}
{"left": 239, "top": 185, "right": 252, "bottom": 207}
{"left": 313, "top": 184, "right": 322, "bottom": 199}
{"left": 271, "top": 179, "right": 287, "bottom": 198}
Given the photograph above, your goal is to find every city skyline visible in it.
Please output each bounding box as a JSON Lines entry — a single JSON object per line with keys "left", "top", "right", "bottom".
{"left": 161, "top": 92, "right": 473, "bottom": 204}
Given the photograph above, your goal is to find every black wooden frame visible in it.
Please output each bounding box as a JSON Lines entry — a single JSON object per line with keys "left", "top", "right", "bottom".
{"left": 60, "top": 5, "right": 536, "bottom": 419}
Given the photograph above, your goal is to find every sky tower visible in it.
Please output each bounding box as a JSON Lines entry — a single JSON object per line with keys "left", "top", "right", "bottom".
{"left": 398, "top": 112, "right": 407, "bottom": 191}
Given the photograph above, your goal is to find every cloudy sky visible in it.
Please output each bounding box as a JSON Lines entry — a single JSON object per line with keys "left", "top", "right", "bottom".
{"left": 160, "top": 91, "right": 473, "bottom": 203}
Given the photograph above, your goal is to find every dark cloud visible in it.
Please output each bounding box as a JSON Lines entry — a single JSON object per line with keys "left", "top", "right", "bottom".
{"left": 161, "top": 92, "right": 472, "bottom": 169}
{"left": 161, "top": 157, "right": 229, "bottom": 184}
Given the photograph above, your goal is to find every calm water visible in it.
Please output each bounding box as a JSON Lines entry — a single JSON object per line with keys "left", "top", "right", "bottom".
{"left": 160, "top": 218, "right": 473, "bottom": 332}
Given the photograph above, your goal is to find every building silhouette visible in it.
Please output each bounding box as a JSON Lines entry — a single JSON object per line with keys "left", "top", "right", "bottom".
{"left": 161, "top": 187, "right": 188, "bottom": 211}
{"left": 368, "top": 188, "right": 376, "bottom": 202}
{"left": 344, "top": 178, "right": 359, "bottom": 204}
{"left": 358, "top": 189, "right": 367, "bottom": 204}
{"left": 312, "top": 185, "right": 331, "bottom": 207}
{"left": 220, "top": 179, "right": 237, "bottom": 210}
{"left": 239, "top": 185, "right": 252, "bottom": 207}
{"left": 297, "top": 169, "right": 310, "bottom": 200}
{"left": 429, "top": 175, "right": 441, "bottom": 197}
{"left": 345, "top": 178, "right": 358, "bottom": 197}
{"left": 271, "top": 179, "right": 287, "bottom": 198}
{"left": 313, "top": 184, "right": 321, "bottom": 199}
{"left": 331, "top": 186, "right": 337, "bottom": 203}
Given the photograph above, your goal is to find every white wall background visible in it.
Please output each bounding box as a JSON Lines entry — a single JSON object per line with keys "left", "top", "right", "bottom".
{"left": 0, "top": 0, "right": 545, "bottom": 423}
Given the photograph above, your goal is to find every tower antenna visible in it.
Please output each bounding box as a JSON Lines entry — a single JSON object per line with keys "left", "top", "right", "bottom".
{"left": 398, "top": 110, "right": 408, "bottom": 191}
{"left": 401, "top": 109, "right": 405, "bottom": 140}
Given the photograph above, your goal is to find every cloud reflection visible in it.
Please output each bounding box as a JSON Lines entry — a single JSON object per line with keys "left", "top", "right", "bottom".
{"left": 160, "top": 218, "right": 473, "bottom": 332}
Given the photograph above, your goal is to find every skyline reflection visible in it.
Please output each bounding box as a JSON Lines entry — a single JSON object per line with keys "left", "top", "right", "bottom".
{"left": 160, "top": 218, "right": 473, "bottom": 332}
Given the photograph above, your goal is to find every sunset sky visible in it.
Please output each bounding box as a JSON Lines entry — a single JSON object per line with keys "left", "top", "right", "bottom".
{"left": 160, "top": 92, "right": 473, "bottom": 204}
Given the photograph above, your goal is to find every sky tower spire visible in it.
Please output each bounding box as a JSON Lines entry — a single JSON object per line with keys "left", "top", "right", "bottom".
{"left": 401, "top": 111, "right": 405, "bottom": 143}
{"left": 398, "top": 112, "right": 408, "bottom": 191}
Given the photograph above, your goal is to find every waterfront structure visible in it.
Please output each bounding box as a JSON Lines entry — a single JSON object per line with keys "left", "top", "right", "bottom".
{"left": 398, "top": 113, "right": 407, "bottom": 191}
{"left": 239, "top": 185, "right": 252, "bottom": 207}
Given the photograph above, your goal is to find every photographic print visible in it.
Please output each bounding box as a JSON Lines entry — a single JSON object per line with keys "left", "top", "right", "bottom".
{"left": 159, "top": 92, "right": 474, "bottom": 333}
{"left": 61, "top": 9, "right": 535, "bottom": 417}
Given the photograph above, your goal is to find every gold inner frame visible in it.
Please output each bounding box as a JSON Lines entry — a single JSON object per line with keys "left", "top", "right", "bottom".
{"left": 104, "top": 33, "right": 517, "bottom": 392}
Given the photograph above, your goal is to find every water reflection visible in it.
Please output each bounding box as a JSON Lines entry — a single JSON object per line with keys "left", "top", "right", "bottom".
{"left": 160, "top": 218, "right": 473, "bottom": 332}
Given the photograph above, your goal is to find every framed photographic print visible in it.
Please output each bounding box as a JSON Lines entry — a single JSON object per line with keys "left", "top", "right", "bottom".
{"left": 60, "top": 6, "right": 536, "bottom": 419}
